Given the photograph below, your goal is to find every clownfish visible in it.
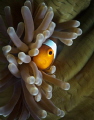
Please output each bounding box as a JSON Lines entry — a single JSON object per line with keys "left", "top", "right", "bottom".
{"left": 33, "top": 39, "right": 57, "bottom": 70}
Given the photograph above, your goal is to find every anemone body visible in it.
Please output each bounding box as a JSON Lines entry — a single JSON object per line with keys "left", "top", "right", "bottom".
{"left": 0, "top": 0, "right": 82, "bottom": 120}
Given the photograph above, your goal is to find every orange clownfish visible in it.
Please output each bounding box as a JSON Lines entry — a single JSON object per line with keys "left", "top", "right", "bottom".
{"left": 33, "top": 39, "right": 57, "bottom": 70}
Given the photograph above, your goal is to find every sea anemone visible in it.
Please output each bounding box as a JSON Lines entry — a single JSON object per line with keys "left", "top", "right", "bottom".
{"left": 0, "top": 0, "right": 82, "bottom": 119}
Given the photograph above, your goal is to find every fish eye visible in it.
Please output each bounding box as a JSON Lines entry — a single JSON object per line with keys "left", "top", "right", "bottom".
{"left": 48, "top": 49, "right": 53, "bottom": 56}
{"left": 49, "top": 51, "right": 53, "bottom": 55}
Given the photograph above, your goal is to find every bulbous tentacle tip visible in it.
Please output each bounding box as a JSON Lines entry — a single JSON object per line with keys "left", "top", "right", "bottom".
{"left": 67, "top": 40, "right": 73, "bottom": 46}
{"left": 54, "top": 108, "right": 61, "bottom": 116}
{"left": 28, "top": 48, "right": 39, "bottom": 56}
{"left": 18, "top": 52, "right": 31, "bottom": 63}
{"left": 8, "top": 63, "right": 20, "bottom": 78}
{"left": 74, "top": 20, "right": 80, "bottom": 27}
{"left": 30, "top": 87, "right": 39, "bottom": 96}
{"left": 41, "top": 2, "right": 46, "bottom": 6}
{"left": 27, "top": 76, "right": 35, "bottom": 84}
{"left": 4, "top": 6, "right": 10, "bottom": 10}
{"left": 21, "top": 6, "right": 29, "bottom": 12}
{"left": 7, "top": 27, "right": 14, "bottom": 33}
{"left": 72, "top": 33, "right": 78, "bottom": 39}
{"left": 77, "top": 28, "right": 82, "bottom": 36}
{"left": 35, "top": 92, "right": 41, "bottom": 102}
{"left": 38, "top": 110, "right": 47, "bottom": 118}
{"left": 63, "top": 83, "right": 70, "bottom": 90}
{"left": 48, "top": 7, "right": 53, "bottom": 11}
{"left": 46, "top": 92, "right": 52, "bottom": 99}
{"left": 60, "top": 110, "right": 65, "bottom": 117}
{"left": 2, "top": 45, "right": 11, "bottom": 55}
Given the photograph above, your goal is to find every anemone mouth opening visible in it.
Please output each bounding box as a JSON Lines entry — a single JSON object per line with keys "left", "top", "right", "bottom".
{"left": 0, "top": 0, "right": 82, "bottom": 119}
